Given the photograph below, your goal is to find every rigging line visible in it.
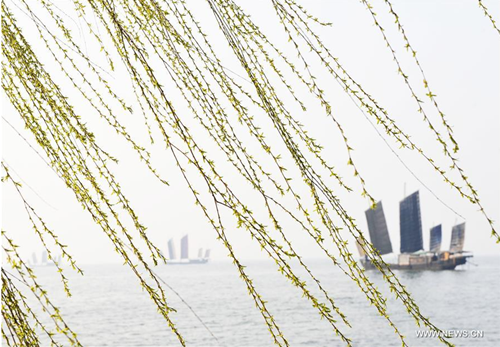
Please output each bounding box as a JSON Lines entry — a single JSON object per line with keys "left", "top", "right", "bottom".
{"left": 275, "top": 4, "right": 465, "bottom": 218}
{"left": 2, "top": 269, "right": 30, "bottom": 288}
{"left": 2, "top": 116, "right": 58, "bottom": 175}
{"left": 154, "top": 269, "right": 224, "bottom": 347}
{"left": 206, "top": 56, "right": 253, "bottom": 85}
{"left": 48, "top": 0, "right": 89, "bottom": 55}
{"left": 2, "top": 161, "right": 58, "bottom": 211}
{"left": 4, "top": 118, "right": 220, "bottom": 343}
{"left": 5, "top": 239, "right": 222, "bottom": 346}
{"left": 335, "top": 80, "right": 465, "bottom": 220}
{"left": 6, "top": 0, "right": 113, "bottom": 78}
{"left": 207, "top": 38, "right": 464, "bottom": 220}
{"left": 152, "top": 27, "right": 464, "bottom": 221}
{"left": 201, "top": 7, "right": 465, "bottom": 220}
{"left": 122, "top": 243, "right": 223, "bottom": 347}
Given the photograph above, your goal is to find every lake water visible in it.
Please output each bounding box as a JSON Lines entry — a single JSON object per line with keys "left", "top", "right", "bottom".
{"left": 20, "top": 256, "right": 499, "bottom": 346}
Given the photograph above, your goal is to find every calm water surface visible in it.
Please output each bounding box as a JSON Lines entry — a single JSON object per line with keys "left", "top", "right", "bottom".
{"left": 26, "top": 256, "right": 499, "bottom": 346}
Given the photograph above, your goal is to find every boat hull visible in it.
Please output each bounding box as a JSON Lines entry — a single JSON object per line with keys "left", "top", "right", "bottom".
{"left": 166, "top": 259, "right": 209, "bottom": 265}
{"left": 361, "top": 252, "right": 472, "bottom": 271}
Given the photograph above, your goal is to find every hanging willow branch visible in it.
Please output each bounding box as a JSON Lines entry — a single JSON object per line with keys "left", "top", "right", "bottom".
{"left": 2, "top": 164, "right": 82, "bottom": 346}
{"left": 477, "top": 0, "right": 500, "bottom": 35}
{"left": 2, "top": 0, "right": 497, "bottom": 346}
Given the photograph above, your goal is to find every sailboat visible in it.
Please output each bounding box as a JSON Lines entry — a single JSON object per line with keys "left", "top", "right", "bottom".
{"left": 166, "top": 235, "right": 210, "bottom": 265}
{"left": 359, "top": 191, "right": 472, "bottom": 270}
{"left": 29, "top": 251, "right": 61, "bottom": 267}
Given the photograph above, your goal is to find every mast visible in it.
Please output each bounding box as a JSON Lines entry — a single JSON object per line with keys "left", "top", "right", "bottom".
{"left": 399, "top": 191, "right": 423, "bottom": 253}
{"left": 41, "top": 250, "right": 48, "bottom": 264}
{"left": 365, "top": 201, "right": 393, "bottom": 255}
{"left": 180, "top": 235, "right": 189, "bottom": 259}
{"left": 429, "top": 225, "right": 442, "bottom": 252}
{"left": 450, "top": 223, "right": 466, "bottom": 253}
{"left": 168, "top": 239, "right": 177, "bottom": 260}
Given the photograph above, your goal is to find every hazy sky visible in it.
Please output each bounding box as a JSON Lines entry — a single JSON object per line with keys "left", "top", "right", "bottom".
{"left": 2, "top": 0, "right": 499, "bottom": 265}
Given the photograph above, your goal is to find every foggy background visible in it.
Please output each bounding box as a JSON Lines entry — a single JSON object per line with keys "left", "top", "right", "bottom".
{"left": 2, "top": 0, "right": 499, "bottom": 266}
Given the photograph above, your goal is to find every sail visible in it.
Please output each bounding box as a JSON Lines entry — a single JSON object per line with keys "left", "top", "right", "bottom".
{"left": 168, "top": 239, "right": 177, "bottom": 260}
{"left": 41, "top": 250, "right": 48, "bottom": 264}
{"left": 181, "top": 235, "right": 189, "bottom": 259}
{"left": 429, "top": 225, "right": 442, "bottom": 252}
{"left": 204, "top": 249, "right": 211, "bottom": 259}
{"left": 198, "top": 248, "right": 203, "bottom": 258}
{"left": 365, "top": 201, "right": 393, "bottom": 255}
{"left": 450, "top": 223, "right": 465, "bottom": 253}
{"left": 32, "top": 252, "right": 38, "bottom": 265}
{"left": 355, "top": 237, "right": 366, "bottom": 257}
{"left": 399, "top": 191, "right": 423, "bottom": 253}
